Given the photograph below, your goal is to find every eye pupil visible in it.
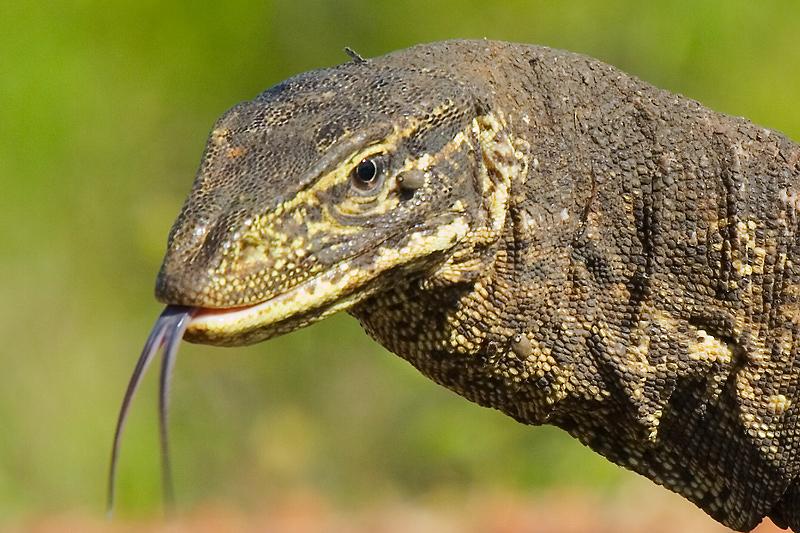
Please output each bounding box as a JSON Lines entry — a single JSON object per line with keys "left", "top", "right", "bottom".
{"left": 355, "top": 159, "right": 378, "bottom": 183}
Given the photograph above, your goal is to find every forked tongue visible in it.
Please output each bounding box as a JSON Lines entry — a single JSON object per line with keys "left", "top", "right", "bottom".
{"left": 107, "top": 305, "right": 196, "bottom": 517}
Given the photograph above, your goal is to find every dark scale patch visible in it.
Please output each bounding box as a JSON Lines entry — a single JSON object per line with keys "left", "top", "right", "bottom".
{"left": 313, "top": 121, "right": 346, "bottom": 150}
{"left": 402, "top": 103, "right": 471, "bottom": 157}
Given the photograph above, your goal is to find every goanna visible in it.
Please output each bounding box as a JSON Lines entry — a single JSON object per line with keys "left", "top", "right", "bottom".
{"left": 109, "top": 40, "right": 800, "bottom": 531}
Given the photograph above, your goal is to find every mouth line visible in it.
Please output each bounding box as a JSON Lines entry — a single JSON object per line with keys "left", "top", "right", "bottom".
{"left": 193, "top": 302, "right": 259, "bottom": 317}
{"left": 186, "top": 259, "right": 365, "bottom": 336}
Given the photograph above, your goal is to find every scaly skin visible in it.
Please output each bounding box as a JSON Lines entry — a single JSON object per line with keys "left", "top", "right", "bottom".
{"left": 153, "top": 40, "right": 800, "bottom": 530}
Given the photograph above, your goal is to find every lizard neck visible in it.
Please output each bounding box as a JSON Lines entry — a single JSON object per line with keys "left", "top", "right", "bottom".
{"left": 357, "top": 44, "right": 800, "bottom": 528}
{"left": 349, "top": 170, "right": 589, "bottom": 425}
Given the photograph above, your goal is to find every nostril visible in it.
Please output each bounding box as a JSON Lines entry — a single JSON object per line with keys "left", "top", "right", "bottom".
{"left": 171, "top": 223, "right": 209, "bottom": 261}
{"left": 200, "top": 226, "right": 224, "bottom": 257}
{"left": 198, "top": 216, "right": 237, "bottom": 260}
{"left": 197, "top": 209, "right": 251, "bottom": 257}
{"left": 158, "top": 208, "right": 252, "bottom": 306}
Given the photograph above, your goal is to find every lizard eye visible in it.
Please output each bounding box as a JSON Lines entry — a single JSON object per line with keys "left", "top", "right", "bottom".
{"left": 350, "top": 157, "right": 383, "bottom": 192}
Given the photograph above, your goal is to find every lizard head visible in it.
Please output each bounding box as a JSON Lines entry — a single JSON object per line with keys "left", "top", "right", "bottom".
{"left": 110, "top": 51, "right": 525, "bottom": 513}
{"left": 156, "top": 57, "right": 522, "bottom": 346}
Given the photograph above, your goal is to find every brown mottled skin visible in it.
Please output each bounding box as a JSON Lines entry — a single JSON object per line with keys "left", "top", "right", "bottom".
{"left": 154, "top": 41, "right": 800, "bottom": 530}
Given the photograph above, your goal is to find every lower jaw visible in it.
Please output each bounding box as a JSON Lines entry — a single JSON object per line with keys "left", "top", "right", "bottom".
{"left": 184, "top": 289, "right": 376, "bottom": 346}
{"left": 184, "top": 308, "right": 323, "bottom": 346}
{"left": 182, "top": 263, "right": 382, "bottom": 346}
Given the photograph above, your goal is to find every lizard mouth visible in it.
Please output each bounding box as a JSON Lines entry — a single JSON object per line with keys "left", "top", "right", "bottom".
{"left": 186, "top": 214, "right": 471, "bottom": 344}
{"left": 186, "top": 257, "right": 374, "bottom": 344}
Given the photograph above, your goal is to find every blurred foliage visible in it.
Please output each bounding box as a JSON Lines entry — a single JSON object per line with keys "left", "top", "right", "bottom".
{"left": 1, "top": 0, "right": 799, "bottom": 521}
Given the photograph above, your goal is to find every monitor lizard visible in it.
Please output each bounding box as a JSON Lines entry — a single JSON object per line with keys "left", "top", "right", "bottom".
{"left": 109, "top": 40, "right": 800, "bottom": 531}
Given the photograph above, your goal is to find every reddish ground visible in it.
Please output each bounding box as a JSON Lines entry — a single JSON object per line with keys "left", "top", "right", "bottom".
{"left": 8, "top": 485, "right": 788, "bottom": 533}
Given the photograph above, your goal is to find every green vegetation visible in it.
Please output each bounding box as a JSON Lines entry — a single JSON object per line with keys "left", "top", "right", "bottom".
{"left": 1, "top": 0, "right": 799, "bottom": 520}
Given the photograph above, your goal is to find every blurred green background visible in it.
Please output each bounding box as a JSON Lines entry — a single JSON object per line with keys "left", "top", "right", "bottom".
{"left": 2, "top": 0, "right": 800, "bottom": 525}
